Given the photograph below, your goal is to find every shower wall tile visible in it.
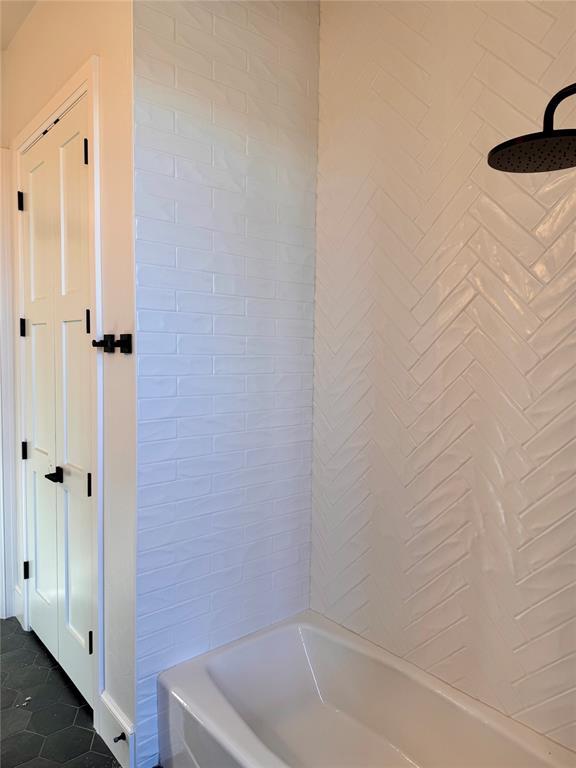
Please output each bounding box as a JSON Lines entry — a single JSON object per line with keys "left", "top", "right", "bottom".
{"left": 133, "top": 3, "right": 318, "bottom": 766}
{"left": 313, "top": 0, "right": 576, "bottom": 754}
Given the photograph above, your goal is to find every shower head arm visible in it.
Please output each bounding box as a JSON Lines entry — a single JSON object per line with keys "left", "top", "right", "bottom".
{"left": 543, "top": 83, "right": 576, "bottom": 134}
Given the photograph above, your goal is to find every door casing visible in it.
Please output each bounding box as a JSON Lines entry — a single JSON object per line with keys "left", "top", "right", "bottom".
{"left": 12, "top": 57, "right": 103, "bottom": 715}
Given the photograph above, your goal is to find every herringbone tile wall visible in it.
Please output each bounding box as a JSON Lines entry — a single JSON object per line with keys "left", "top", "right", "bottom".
{"left": 312, "top": 1, "right": 576, "bottom": 751}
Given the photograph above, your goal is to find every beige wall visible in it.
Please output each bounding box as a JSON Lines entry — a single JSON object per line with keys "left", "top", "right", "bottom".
{"left": 2, "top": 0, "right": 136, "bottom": 733}
{"left": 313, "top": 0, "right": 576, "bottom": 752}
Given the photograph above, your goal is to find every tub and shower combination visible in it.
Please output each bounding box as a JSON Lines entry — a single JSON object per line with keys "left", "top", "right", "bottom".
{"left": 158, "top": 612, "right": 574, "bottom": 768}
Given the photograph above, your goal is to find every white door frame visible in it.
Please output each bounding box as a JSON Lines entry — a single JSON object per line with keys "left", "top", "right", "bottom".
{"left": 10, "top": 56, "right": 103, "bottom": 706}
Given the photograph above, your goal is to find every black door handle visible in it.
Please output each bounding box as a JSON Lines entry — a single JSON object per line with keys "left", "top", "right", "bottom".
{"left": 92, "top": 333, "right": 132, "bottom": 354}
{"left": 92, "top": 334, "right": 116, "bottom": 353}
{"left": 44, "top": 467, "right": 64, "bottom": 483}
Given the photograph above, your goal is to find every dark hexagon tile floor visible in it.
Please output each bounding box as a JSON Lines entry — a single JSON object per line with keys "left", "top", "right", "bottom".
{"left": 0, "top": 619, "right": 120, "bottom": 768}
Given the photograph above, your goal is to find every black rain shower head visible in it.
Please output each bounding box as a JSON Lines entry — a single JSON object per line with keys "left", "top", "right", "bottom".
{"left": 488, "top": 83, "right": 576, "bottom": 173}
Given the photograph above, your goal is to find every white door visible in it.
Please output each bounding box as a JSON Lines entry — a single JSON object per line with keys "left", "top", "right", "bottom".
{"left": 21, "top": 95, "right": 96, "bottom": 705}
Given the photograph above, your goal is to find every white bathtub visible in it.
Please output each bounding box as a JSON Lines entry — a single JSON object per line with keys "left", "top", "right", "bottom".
{"left": 158, "top": 611, "right": 576, "bottom": 768}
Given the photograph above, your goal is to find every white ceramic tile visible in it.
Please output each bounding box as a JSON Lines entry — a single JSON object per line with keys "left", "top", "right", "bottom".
{"left": 138, "top": 376, "right": 177, "bottom": 398}
{"left": 134, "top": 4, "right": 175, "bottom": 40}
{"left": 132, "top": 1, "right": 576, "bottom": 761}
{"left": 135, "top": 146, "right": 175, "bottom": 177}
{"left": 136, "top": 169, "right": 212, "bottom": 207}
{"left": 137, "top": 264, "right": 212, "bottom": 292}
{"left": 177, "top": 334, "right": 246, "bottom": 355}
{"left": 214, "top": 15, "right": 278, "bottom": 63}
{"left": 312, "top": 1, "right": 576, "bottom": 757}
{"left": 149, "top": 2, "right": 214, "bottom": 33}
{"left": 139, "top": 395, "right": 211, "bottom": 421}
{"left": 138, "top": 420, "right": 178, "bottom": 444}
{"left": 137, "top": 309, "right": 211, "bottom": 334}
{"left": 177, "top": 19, "right": 247, "bottom": 70}
{"left": 136, "top": 287, "right": 176, "bottom": 312}
{"left": 482, "top": 1, "right": 554, "bottom": 45}
{"left": 134, "top": 6, "right": 318, "bottom": 763}
{"left": 176, "top": 293, "right": 244, "bottom": 316}
{"left": 136, "top": 217, "right": 211, "bottom": 250}
{"left": 139, "top": 436, "right": 212, "bottom": 465}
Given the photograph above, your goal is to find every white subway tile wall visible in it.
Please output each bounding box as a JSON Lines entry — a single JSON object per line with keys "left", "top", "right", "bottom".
{"left": 134, "top": 3, "right": 318, "bottom": 765}
{"left": 312, "top": 1, "right": 576, "bottom": 753}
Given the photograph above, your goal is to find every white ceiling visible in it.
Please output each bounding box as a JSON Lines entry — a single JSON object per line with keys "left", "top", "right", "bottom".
{"left": 1, "top": 0, "right": 36, "bottom": 50}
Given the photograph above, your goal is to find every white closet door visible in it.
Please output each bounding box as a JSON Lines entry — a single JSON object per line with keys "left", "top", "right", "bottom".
{"left": 22, "top": 135, "right": 59, "bottom": 661}
{"left": 22, "top": 95, "right": 96, "bottom": 704}
{"left": 52, "top": 98, "right": 95, "bottom": 705}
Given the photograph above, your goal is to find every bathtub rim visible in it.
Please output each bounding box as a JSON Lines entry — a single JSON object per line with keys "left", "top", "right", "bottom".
{"left": 158, "top": 609, "right": 576, "bottom": 768}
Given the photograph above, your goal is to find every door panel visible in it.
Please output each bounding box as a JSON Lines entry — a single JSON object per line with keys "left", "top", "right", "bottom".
{"left": 31, "top": 471, "right": 57, "bottom": 604}
{"left": 22, "top": 95, "right": 95, "bottom": 704}
{"left": 31, "top": 323, "right": 53, "bottom": 453}
{"left": 52, "top": 98, "right": 95, "bottom": 705}
{"left": 60, "top": 131, "right": 89, "bottom": 297}
{"left": 22, "top": 140, "right": 59, "bottom": 660}
{"left": 28, "top": 160, "right": 55, "bottom": 303}
{"left": 61, "top": 319, "right": 90, "bottom": 467}
{"left": 62, "top": 490, "right": 92, "bottom": 646}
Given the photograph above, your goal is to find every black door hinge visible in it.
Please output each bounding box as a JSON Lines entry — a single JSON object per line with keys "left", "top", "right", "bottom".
{"left": 88, "top": 630, "right": 93, "bottom": 655}
{"left": 85, "top": 309, "right": 91, "bottom": 334}
{"left": 83, "top": 138, "right": 89, "bottom": 165}
{"left": 17, "top": 191, "right": 24, "bottom": 211}
{"left": 20, "top": 318, "right": 26, "bottom": 337}
{"left": 23, "top": 561, "right": 30, "bottom": 580}
{"left": 21, "top": 442, "right": 28, "bottom": 460}
{"left": 87, "top": 472, "right": 92, "bottom": 498}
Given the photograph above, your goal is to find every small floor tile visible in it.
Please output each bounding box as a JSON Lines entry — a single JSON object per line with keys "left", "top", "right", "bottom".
{"left": 1, "top": 730, "right": 44, "bottom": 768}
{"left": 2, "top": 650, "right": 38, "bottom": 672}
{"left": 1, "top": 709, "right": 32, "bottom": 739}
{"left": 1, "top": 633, "right": 40, "bottom": 655}
{"left": 28, "top": 705, "right": 77, "bottom": 737}
{"left": 73, "top": 707, "right": 93, "bottom": 732}
{"left": 15, "top": 684, "right": 61, "bottom": 713}
{"left": 41, "top": 726, "right": 94, "bottom": 763}
{"left": 16, "top": 758, "right": 62, "bottom": 768}
{"left": 88, "top": 735, "right": 110, "bottom": 757}
{"left": 1, "top": 687, "right": 19, "bottom": 709}
{"left": 33, "top": 651, "right": 58, "bottom": 671}
{"left": 4, "top": 667, "right": 49, "bottom": 691}
{"left": 0, "top": 620, "right": 118, "bottom": 768}
{"left": 64, "top": 753, "right": 119, "bottom": 768}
